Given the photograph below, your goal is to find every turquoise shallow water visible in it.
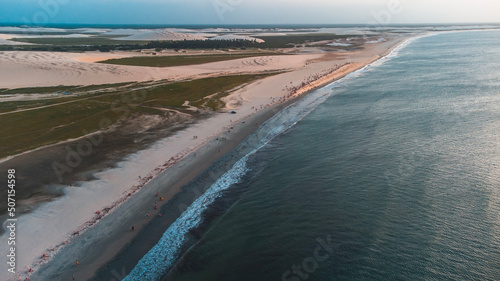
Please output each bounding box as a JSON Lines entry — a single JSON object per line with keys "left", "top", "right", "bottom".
{"left": 130, "top": 30, "right": 500, "bottom": 281}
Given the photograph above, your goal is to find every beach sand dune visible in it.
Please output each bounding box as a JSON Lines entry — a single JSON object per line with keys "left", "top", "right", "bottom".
{"left": 115, "top": 29, "right": 209, "bottom": 41}
{"left": 0, "top": 51, "right": 318, "bottom": 89}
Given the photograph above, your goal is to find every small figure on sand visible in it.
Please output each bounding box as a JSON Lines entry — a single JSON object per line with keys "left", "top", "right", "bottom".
{"left": 76, "top": 260, "right": 79, "bottom": 266}
{"left": 132, "top": 226, "right": 135, "bottom": 231}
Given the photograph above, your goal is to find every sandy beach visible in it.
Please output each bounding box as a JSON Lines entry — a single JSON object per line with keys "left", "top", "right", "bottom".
{"left": 0, "top": 33, "right": 411, "bottom": 281}
{"left": 0, "top": 50, "right": 317, "bottom": 89}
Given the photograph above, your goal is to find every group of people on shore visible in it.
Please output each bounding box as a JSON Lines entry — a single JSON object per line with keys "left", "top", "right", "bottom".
{"left": 283, "top": 63, "right": 351, "bottom": 98}
{"left": 250, "top": 63, "right": 352, "bottom": 113}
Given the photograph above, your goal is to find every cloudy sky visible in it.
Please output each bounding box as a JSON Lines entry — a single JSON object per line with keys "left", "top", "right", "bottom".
{"left": 1, "top": 0, "right": 499, "bottom": 25}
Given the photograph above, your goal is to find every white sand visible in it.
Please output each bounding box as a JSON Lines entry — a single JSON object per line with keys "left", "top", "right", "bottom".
{"left": 0, "top": 39, "right": 33, "bottom": 45}
{"left": 0, "top": 51, "right": 317, "bottom": 89}
{"left": 115, "top": 29, "right": 208, "bottom": 41}
{"left": 327, "top": 42, "right": 353, "bottom": 46}
{"left": 0, "top": 34, "right": 34, "bottom": 45}
{"left": 104, "top": 29, "right": 149, "bottom": 36}
{"left": 209, "top": 34, "right": 265, "bottom": 43}
{"left": 13, "top": 34, "right": 91, "bottom": 39}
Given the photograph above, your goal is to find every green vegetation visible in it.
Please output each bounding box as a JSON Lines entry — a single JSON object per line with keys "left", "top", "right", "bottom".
{"left": 3, "top": 36, "right": 148, "bottom": 52}
{"left": 0, "top": 99, "right": 62, "bottom": 113}
{"left": 137, "top": 74, "right": 273, "bottom": 110}
{"left": 9, "top": 36, "right": 147, "bottom": 46}
{"left": 0, "top": 83, "right": 136, "bottom": 113}
{"left": 0, "top": 43, "right": 142, "bottom": 52}
{"left": 0, "top": 33, "right": 361, "bottom": 52}
{"left": 0, "top": 73, "right": 277, "bottom": 158}
{"left": 144, "top": 39, "right": 261, "bottom": 50}
{"left": 98, "top": 52, "right": 281, "bottom": 67}
{"left": 258, "top": 34, "right": 356, "bottom": 48}
{"left": 0, "top": 85, "right": 79, "bottom": 95}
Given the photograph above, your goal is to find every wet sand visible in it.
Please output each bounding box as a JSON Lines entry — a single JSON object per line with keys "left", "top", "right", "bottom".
{"left": 0, "top": 113, "right": 195, "bottom": 229}
{"left": 30, "top": 100, "right": 287, "bottom": 281}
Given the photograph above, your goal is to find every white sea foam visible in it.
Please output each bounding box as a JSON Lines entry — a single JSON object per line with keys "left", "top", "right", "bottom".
{"left": 122, "top": 61, "right": 369, "bottom": 281}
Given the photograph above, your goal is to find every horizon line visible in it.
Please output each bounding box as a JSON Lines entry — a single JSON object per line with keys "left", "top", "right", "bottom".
{"left": 1, "top": 22, "right": 500, "bottom": 27}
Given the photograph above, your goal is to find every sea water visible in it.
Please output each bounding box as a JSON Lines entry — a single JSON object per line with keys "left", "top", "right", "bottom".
{"left": 128, "top": 30, "right": 500, "bottom": 281}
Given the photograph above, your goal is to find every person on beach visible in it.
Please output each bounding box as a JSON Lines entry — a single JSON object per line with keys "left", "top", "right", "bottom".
{"left": 76, "top": 260, "right": 79, "bottom": 266}
{"left": 132, "top": 226, "right": 135, "bottom": 231}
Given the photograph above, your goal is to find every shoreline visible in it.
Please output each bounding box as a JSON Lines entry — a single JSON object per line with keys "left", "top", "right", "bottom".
{"left": 3, "top": 34, "right": 414, "bottom": 281}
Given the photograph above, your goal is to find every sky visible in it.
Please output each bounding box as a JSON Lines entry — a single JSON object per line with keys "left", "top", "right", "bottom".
{"left": 0, "top": 0, "right": 499, "bottom": 25}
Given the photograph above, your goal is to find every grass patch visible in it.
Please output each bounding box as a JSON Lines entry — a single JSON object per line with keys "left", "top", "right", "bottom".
{"left": 98, "top": 52, "right": 281, "bottom": 67}
{"left": 138, "top": 74, "right": 275, "bottom": 110}
{"left": 259, "top": 33, "right": 358, "bottom": 48}
{"left": 0, "top": 85, "right": 80, "bottom": 95}
{"left": 0, "top": 73, "right": 277, "bottom": 157}
{"left": 9, "top": 36, "right": 148, "bottom": 46}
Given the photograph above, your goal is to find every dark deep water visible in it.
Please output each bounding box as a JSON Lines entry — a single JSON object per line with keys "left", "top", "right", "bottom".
{"left": 128, "top": 30, "right": 500, "bottom": 281}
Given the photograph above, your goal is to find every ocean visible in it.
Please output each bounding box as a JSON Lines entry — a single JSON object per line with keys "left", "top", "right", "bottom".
{"left": 125, "top": 30, "right": 500, "bottom": 281}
